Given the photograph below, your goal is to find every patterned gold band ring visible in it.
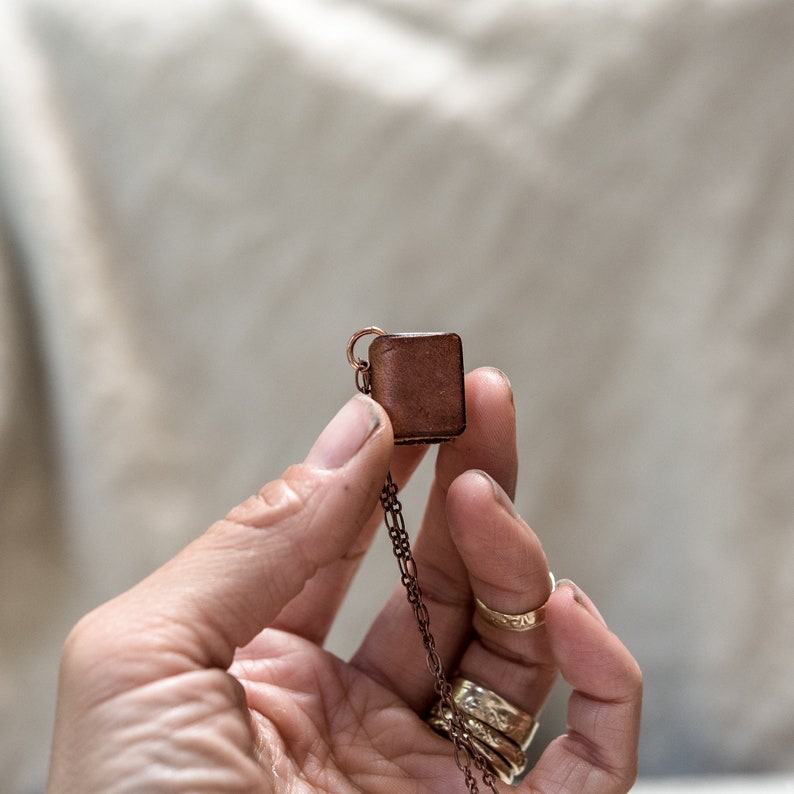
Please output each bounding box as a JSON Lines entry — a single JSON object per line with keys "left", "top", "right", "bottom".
{"left": 426, "top": 677, "right": 538, "bottom": 785}
{"left": 474, "top": 572, "right": 557, "bottom": 632}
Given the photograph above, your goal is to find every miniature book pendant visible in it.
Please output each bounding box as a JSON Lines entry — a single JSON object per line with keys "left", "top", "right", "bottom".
{"left": 348, "top": 329, "right": 466, "bottom": 444}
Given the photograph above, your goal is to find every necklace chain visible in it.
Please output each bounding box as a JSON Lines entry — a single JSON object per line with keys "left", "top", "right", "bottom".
{"left": 379, "top": 477, "right": 499, "bottom": 794}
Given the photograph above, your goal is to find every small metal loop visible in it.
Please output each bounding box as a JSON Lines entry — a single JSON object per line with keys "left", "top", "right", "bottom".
{"left": 346, "top": 326, "right": 386, "bottom": 371}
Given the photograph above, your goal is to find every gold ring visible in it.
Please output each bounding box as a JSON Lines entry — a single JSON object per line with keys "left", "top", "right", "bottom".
{"left": 425, "top": 706, "right": 517, "bottom": 784}
{"left": 452, "top": 677, "right": 539, "bottom": 751}
{"left": 474, "top": 572, "right": 556, "bottom": 632}
{"left": 426, "top": 678, "right": 538, "bottom": 785}
{"left": 428, "top": 701, "right": 528, "bottom": 769}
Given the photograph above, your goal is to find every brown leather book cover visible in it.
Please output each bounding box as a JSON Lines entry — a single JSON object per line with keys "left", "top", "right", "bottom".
{"left": 369, "top": 332, "right": 466, "bottom": 444}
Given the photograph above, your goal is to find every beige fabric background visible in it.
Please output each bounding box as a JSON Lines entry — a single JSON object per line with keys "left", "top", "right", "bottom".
{"left": 1, "top": 0, "right": 793, "bottom": 790}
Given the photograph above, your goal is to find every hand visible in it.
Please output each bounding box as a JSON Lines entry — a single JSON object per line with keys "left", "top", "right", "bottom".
{"left": 48, "top": 369, "right": 642, "bottom": 793}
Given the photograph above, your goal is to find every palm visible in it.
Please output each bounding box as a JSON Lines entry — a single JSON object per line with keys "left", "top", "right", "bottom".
{"left": 232, "top": 629, "right": 456, "bottom": 793}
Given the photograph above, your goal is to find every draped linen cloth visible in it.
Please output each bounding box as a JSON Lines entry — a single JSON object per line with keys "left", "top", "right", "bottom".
{"left": 1, "top": 0, "right": 793, "bottom": 789}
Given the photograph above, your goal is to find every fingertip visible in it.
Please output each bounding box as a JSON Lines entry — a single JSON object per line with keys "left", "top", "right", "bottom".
{"left": 451, "top": 469, "right": 519, "bottom": 519}
{"left": 466, "top": 367, "right": 513, "bottom": 404}
{"left": 304, "top": 394, "right": 393, "bottom": 470}
{"left": 554, "top": 579, "right": 608, "bottom": 628}
{"left": 469, "top": 366, "right": 512, "bottom": 390}
{"left": 547, "top": 580, "right": 643, "bottom": 701}
{"left": 443, "top": 368, "right": 518, "bottom": 496}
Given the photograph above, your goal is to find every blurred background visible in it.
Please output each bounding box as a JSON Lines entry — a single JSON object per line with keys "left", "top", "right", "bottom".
{"left": 1, "top": 0, "right": 793, "bottom": 791}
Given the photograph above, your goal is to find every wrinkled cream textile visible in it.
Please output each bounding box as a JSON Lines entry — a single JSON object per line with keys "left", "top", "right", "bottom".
{"left": 1, "top": 0, "right": 793, "bottom": 790}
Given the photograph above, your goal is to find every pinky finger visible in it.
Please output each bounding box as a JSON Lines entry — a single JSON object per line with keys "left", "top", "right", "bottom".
{"left": 523, "top": 582, "right": 643, "bottom": 794}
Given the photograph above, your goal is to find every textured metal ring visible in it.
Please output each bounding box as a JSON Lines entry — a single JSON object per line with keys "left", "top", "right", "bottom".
{"left": 426, "top": 679, "right": 539, "bottom": 785}
{"left": 474, "top": 572, "right": 556, "bottom": 632}
{"left": 452, "top": 677, "right": 539, "bottom": 751}
{"left": 426, "top": 706, "right": 519, "bottom": 785}
{"left": 428, "top": 702, "right": 528, "bottom": 773}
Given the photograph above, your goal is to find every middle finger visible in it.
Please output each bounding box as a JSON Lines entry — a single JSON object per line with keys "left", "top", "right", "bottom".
{"left": 447, "top": 469, "right": 557, "bottom": 721}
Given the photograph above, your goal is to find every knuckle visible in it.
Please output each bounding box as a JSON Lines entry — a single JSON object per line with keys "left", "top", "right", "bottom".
{"left": 255, "top": 470, "right": 307, "bottom": 519}
{"left": 225, "top": 464, "right": 323, "bottom": 529}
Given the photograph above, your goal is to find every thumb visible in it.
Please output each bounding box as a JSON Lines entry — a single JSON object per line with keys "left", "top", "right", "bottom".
{"left": 69, "top": 394, "right": 393, "bottom": 679}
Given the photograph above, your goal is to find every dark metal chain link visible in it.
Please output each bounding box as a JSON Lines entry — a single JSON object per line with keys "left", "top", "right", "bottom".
{"left": 380, "top": 472, "right": 500, "bottom": 793}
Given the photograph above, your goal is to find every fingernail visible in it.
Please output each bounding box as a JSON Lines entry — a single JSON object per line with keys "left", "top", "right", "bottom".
{"left": 556, "top": 579, "right": 608, "bottom": 627}
{"left": 474, "top": 469, "right": 519, "bottom": 518}
{"left": 305, "top": 394, "right": 381, "bottom": 470}
{"left": 556, "top": 578, "right": 585, "bottom": 605}
{"left": 482, "top": 366, "right": 512, "bottom": 390}
{"left": 480, "top": 367, "right": 514, "bottom": 404}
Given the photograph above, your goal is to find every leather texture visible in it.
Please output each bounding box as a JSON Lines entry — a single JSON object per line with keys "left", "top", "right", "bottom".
{"left": 369, "top": 333, "right": 465, "bottom": 444}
